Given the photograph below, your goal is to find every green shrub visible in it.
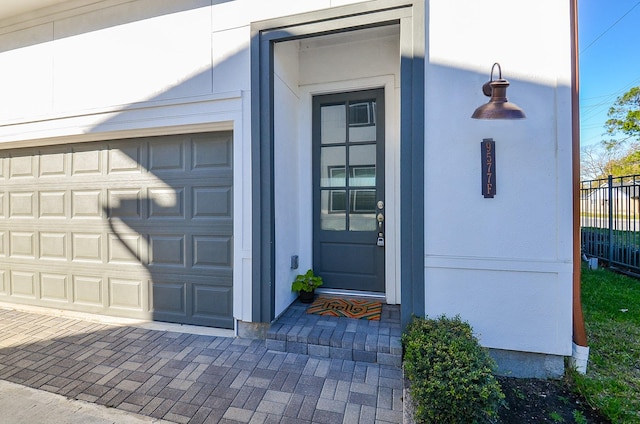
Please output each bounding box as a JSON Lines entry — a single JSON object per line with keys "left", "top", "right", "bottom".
{"left": 402, "top": 315, "right": 504, "bottom": 424}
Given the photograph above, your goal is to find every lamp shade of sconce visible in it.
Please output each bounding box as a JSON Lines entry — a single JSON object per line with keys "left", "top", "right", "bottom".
{"left": 472, "top": 63, "right": 526, "bottom": 120}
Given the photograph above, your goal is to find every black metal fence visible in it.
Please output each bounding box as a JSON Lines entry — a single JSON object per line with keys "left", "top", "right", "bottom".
{"left": 580, "top": 174, "right": 640, "bottom": 272}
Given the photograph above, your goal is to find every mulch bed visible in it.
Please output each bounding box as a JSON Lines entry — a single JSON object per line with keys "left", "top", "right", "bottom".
{"left": 497, "top": 376, "right": 611, "bottom": 423}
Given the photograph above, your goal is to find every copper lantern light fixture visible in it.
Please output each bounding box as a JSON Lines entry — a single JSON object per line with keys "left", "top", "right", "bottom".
{"left": 471, "top": 63, "right": 526, "bottom": 120}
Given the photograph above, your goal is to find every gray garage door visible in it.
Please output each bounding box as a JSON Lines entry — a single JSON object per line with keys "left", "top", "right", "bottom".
{"left": 0, "top": 132, "right": 233, "bottom": 328}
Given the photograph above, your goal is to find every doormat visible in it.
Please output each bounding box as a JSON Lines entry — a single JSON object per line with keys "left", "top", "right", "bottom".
{"left": 306, "top": 296, "right": 382, "bottom": 320}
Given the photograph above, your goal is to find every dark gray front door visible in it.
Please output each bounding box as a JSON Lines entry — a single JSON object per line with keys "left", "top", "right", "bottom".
{"left": 313, "top": 89, "right": 385, "bottom": 292}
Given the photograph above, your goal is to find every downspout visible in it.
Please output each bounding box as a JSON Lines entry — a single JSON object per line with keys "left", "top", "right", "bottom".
{"left": 571, "top": 0, "right": 589, "bottom": 373}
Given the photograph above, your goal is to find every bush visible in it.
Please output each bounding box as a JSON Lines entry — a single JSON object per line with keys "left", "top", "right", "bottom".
{"left": 402, "top": 315, "right": 504, "bottom": 424}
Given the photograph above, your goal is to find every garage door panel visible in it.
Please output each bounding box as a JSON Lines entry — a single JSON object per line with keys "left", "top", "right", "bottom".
{"left": 0, "top": 132, "right": 233, "bottom": 328}
{"left": 40, "top": 232, "right": 67, "bottom": 260}
{"left": 152, "top": 281, "right": 186, "bottom": 316}
{"left": 148, "top": 187, "right": 185, "bottom": 218}
{"left": 9, "top": 155, "right": 36, "bottom": 178}
{"left": 193, "top": 284, "right": 232, "bottom": 317}
{"left": 108, "top": 189, "right": 143, "bottom": 218}
{"left": 10, "top": 231, "right": 36, "bottom": 258}
{"left": 39, "top": 191, "right": 66, "bottom": 218}
{"left": 193, "top": 187, "right": 232, "bottom": 218}
{"left": 109, "top": 277, "right": 143, "bottom": 310}
{"left": 10, "top": 271, "right": 36, "bottom": 298}
{"left": 40, "top": 151, "right": 67, "bottom": 177}
{"left": 192, "top": 135, "right": 232, "bottom": 169}
{"left": 72, "top": 190, "right": 103, "bottom": 218}
{"left": 9, "top": 192, "right": 35, "bottom": 217}
{"left": 149, "top": 139, "right": 185, "bottom": 172}
{"left": 72, "top": 148, "right": 103, "bottom": 176}
{"left": 149, "top": 235, "right": 185, "bottom": 266}
{"left": 193, "top": 236, "right": 232, "bottom": 268}
{"left": 40, "top": 273, "right": 68, "bottom": 302}
{"left": 73, "top": 275, "right": 103, "bottom": 306}
{"left": 108, "top": 145, "right": 143, "bottom": 174}
{"left": 72, "top": 233, "right": 103, "bottom": 262}
{"left": 108, "top": 233, "right": 143, "bottom": 264}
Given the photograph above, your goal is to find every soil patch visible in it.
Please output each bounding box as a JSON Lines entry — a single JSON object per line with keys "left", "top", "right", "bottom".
{"left": 497, "top": 377, "right": 610, "bottom": 423}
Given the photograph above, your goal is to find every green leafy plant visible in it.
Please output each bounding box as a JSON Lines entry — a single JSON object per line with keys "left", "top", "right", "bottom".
{"left": 572, "top": 409, "right": 587, "bottom": 424}
{"left": 549, "top": 411, "right": 564, "bottom": 422}
{"left": 402, "top": 315, "right": 504, "bottom": 424}
{"left": 291, "top": 269, "right": 323, "bottom": 293}
{"left": 512, "top": 388, "right": 525, "bottom": 400}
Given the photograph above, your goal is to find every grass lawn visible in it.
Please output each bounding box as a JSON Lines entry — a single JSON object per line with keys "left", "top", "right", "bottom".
{"left": 573, "top": 267, "right": 640, "bottom": 423}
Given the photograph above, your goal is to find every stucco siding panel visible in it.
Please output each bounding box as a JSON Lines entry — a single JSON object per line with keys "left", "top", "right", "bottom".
{"left": 425, "top": 0, "right": 572, "bottom": 263}
{"left": 53, "top": 1, "right": 213, "bottom": 111}
{"left": 212, "top": 26, "right": 251, "bottom": 93}
{"left": 425, "top": 266, "right": 572, "bottom": 356}
{"left": 0, "top": 23, "right": 54, "bottom": 120}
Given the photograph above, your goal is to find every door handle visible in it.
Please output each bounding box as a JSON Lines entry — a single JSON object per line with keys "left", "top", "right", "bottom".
{"left": 376, "top": 213, "right": 385, "bottom": 246}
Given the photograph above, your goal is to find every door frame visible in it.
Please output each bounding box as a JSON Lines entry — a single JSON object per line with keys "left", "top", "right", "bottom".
{"left": 300, "top": 77, "right": 399, "bottom": 301}
{"left": 251, "top": 0, "right": 425, "bottom": 326}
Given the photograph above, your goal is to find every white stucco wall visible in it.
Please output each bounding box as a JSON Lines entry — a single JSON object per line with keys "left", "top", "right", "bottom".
{"left": 273, "top": 42, "right": 302, "bottom": 316}
{"left": 424, "top": 0, "right": 573, "bottom": 356}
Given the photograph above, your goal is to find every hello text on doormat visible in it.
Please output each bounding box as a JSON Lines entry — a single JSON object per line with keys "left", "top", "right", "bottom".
{"left": 306, "top": 296, "right": 382, "bottom": 320}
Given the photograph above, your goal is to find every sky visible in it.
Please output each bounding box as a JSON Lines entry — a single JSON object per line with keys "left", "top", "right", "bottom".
{"left": 579, "top": 0, "right": 640, "bottom": 147}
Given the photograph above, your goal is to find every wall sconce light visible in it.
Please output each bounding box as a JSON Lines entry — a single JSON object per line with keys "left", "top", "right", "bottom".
{"left": 471, "top": 63, "right": 526, "bottom": 120}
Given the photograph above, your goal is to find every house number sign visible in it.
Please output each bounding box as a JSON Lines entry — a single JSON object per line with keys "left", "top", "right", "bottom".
{"left": 481, "top": 138, "right": 496, "bottom": 198}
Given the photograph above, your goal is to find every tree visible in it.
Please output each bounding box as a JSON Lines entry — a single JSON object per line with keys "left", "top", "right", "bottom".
{"left": 581, "top": 141, "right": 640, "bottom": 180}
{"left": 580, "top": 143, "right": 615, "bottom": 180}
{"left": 604, "top": 86, "right": 640, "bottom": 149}
{"left": 581, "top": 86, "right": 640, "bottom": 180}
{"left": 608, "top": 142, "right": 640, "bottom": 176}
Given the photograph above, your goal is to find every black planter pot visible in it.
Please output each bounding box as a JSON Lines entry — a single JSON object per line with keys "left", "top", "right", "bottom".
{"left": 298, "top": 290, "right": 315, "bottom": 303}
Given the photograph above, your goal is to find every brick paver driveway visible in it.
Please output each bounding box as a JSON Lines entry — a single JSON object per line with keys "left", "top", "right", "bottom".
{"left": 0, "top": 308, "right": 403, "bottom": 423}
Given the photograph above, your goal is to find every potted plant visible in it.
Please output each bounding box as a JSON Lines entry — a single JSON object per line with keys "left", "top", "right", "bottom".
{"left": 292, "top": 269, "right": 323, "bottom": 303}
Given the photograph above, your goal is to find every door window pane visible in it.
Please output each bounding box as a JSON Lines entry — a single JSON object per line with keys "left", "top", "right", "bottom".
{"left": 321, "top": 104, "right": 346, "bottom": 144}
{"left": 350, "top": 166, "right": 375, "bottom": 187}
{"left": 321, "top": 190, "right": 346, "bottom": 230}
{"left": 348, "top": 100, "right": 376, "bottom": 142}
{"left": 350, "top": 189, "right": 376, "bottom": 213}
{"left": 349, "top": 144, "right": 376, "bottom": 187}
{"left": 349, "top": 190, "right": 376, "bottom": 232}
{"left": 320, "top": 146, "right": 346, "bottom": 187}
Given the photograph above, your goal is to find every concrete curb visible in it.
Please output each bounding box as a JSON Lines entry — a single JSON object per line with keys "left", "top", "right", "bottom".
{"left": 0, "top": 380, "right": 175, "bottom": 424}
